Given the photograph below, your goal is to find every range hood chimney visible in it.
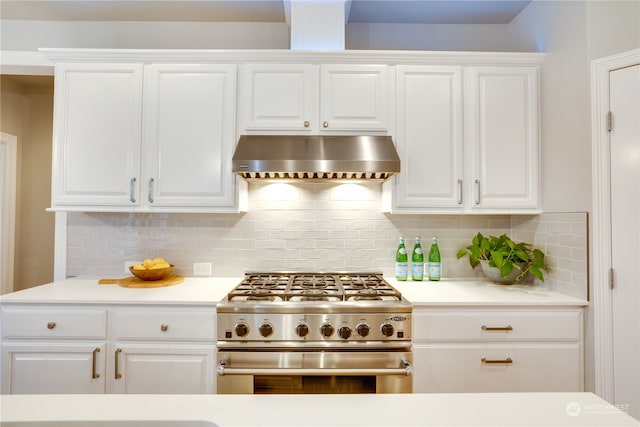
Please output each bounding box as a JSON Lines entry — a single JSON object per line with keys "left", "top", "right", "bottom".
{"left": 232, "top": 135, "right": 401, "bottom": 181}
{"left": 285, "top": 0, "right": 351, "bottom": 50}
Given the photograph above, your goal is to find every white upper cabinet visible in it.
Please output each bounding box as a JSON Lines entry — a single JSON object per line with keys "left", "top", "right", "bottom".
{"left": 240, "top": 63, "right": 390, "bottom": 134}
{"left": 142, "top": 64, "right": 236, "bottom": 208}
{"left": 51, "top": 63, "right": 239, "bottom": 212}
{"left": 386, "top": 64, "right": 540, "bottom": 214}
{"left": 466, "top": 66, "right": 540, "bottom": 211}
{"left": 241, "top": 63, "right": 317, "bottom": 132}
{"left": 51, "top": 63, "right": 144, "bottom": 208}
{"left": 319, "top": 65, "right": 390, "bottom": 132}
{"left": 392, "top": 65, "right": 464, "bottom": 210}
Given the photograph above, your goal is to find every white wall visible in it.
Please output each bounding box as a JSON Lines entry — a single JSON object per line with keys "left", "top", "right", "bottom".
{"left": 507, "top": 1, "right": 592, "bottom": 213}
{"left": 0, "top": 21, "right": 290, "bottom": 50}
{"left": 346, "top": 23, "right": 514, "bottom": 51}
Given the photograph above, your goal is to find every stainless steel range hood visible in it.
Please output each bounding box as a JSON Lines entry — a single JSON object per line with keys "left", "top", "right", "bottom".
{"left": 232, "top": 135, "right": 400, "bottom": 181}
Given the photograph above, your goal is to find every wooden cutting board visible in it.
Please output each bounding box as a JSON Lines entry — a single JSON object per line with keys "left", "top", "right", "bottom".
{"left": 98, "top": 275, "right": 184, "bottom": 288}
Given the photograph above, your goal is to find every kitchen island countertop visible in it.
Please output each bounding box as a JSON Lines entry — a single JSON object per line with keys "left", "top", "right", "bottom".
{"left": 0, "top": 392, "right": 637, "bottom": 426}
{"left": 0, "top": 277, "right": 587, "bottom": 306}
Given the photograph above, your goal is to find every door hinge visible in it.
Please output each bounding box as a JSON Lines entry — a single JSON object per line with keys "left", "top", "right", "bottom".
{"left": 609, "top": 267, "right": 615, "bottom": 289}
{"left": 607, "top": 111, "right": 612, "bottom": 132}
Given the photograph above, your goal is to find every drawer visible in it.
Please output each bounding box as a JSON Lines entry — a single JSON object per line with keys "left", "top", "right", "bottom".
{"left": 111, "top": 308, "right": 215, "bottom": 341}
{"left": 1, "top": 307, "right": 107, "bottom": 339}
{"left": 413, "top": 343, "right": 583, "bottom": 393}
{"left": 413, "top": 309, "right": 582, "bottom": 341}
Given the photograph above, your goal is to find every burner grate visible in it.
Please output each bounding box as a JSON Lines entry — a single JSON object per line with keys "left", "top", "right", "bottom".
{"left": 226, "top": 272, "right": 402, "bottom": 302}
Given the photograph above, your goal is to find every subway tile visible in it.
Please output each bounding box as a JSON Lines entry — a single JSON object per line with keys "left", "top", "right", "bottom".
{"left": 65, "top": 198, "right": 588, "bottom": 300}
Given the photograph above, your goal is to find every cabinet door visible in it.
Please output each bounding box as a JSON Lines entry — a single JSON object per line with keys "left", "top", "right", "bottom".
{"left": 466, "top": 66, "right": 540, "bottom": 211}
{"left": 51, "top": 63, "right": 143, "bottom": 207}
{"left": 143, "top": 64, "right": 237, "bottom": 208}
{"left": 1, "top": 342, "right": 105, "bottom": 394}
{"left": 320, "top": 64, "right": 390, "bottom": 132}
{"left": 392, "top": 66, "right": 464, "bottom": 210}
{"left": 109, "top": 344, "right": 215, "bottom": 394}
{"left": 240, "top": 63, "right": 317, "bottom": 132}
{"left": 413, "top": 343, "right": 582, "bottom": 393}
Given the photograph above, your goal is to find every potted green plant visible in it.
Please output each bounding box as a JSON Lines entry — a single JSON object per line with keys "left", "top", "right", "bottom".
{"left": 456, "top": 232, "right": 549, "bottom": 284}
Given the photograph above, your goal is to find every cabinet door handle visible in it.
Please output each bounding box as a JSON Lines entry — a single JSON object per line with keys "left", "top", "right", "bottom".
{"left": 115, "top": 348, "right": 122, "bottom": 379}
{"left": 481, "top": 325, "right": 513, "bottom": 331}
{"left": 92, "top": 347, "right": 101, "bottom": 379}
{"left": 304, "top": 120, "right": 310, "bottom": 128}
{"left": 475, "top": 179, "right": 481, "bottom": 205}
{"left": 322, "top": 121, "right": 329, "bottom": 128}
{"left": 148, "top": 177, "right": 154, "bottom": 203}
{"left": 160, "top": 323, "right": 168, "bottom": 332}
{"left": 457, "top": 179, "right": 463, "bottom": 205}
{"left": 481, "top": 357, "right": 513, "bottom": 364}
{"left": 130, "top": 177, "right": 137, "bottom": 203}
{"left": 47, "top": 322, "right": 56, "bottom": 330}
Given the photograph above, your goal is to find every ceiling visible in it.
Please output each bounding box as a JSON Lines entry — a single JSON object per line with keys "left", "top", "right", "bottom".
{"left": 0, "top": 1, "right": 531, "bottom": 25}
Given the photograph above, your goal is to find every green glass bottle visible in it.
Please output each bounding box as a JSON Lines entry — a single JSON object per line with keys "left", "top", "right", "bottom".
{"left": 411, "top": 236, "right": 424, "bottom": 281}
{"left": 428, "top": 236, "right": 441, "bottom": 281}
{"left": 395, "top": 236, "right": 408, "bottom": 281}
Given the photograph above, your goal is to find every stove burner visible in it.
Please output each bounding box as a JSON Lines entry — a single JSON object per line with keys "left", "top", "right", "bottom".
{"left": 350, "top": 289, "right": 383, "bottom": 301}
{"left": 297, "top": 276, "right": 331, "bottom": 289}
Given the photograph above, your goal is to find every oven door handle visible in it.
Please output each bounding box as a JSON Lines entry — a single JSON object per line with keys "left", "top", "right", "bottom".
{"left": 217, "top": 358, "right": 412, "bottom": 377}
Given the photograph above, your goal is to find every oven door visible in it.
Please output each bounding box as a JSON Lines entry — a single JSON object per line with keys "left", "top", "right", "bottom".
{"left": 216, "top": 349, "right": 413, "bottom": 394}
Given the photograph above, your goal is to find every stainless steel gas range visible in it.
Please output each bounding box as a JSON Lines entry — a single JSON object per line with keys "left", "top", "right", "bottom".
{"left": 216, "top": 272, "right": 413, "bottom": 394}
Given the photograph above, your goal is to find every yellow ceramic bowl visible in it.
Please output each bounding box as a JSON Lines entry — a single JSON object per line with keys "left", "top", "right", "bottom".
{"left": 129, "top": 265, "right": 174, "bottom": 281}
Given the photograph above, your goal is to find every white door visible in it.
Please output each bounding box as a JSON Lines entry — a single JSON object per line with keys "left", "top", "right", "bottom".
{"left": 110, "top": 344, "right": 215, "bottom": 394}
{"left": 610, "top": 63, "right": 640, "bottom": 420}
{"left": 142, "top": 64, "right": 237, "bottom": 208}
{"left": 1, "top": 342, "right": 105, "bottom": 394}
{"left": 466, "top": 66, "right": 540, "bottom": 211}
{"left": 240, "top": 63, "right": 317, "bottom": 132}
{"left": 51, "top": 63, "right": 143, "bottom": 207}
{"left": 320, "top": 64, "right": 390, "bottom": 132}
{"left": 393, "top": 66, "right": 464, "bottom": 210}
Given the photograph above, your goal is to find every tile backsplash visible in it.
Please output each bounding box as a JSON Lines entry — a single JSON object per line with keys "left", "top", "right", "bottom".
{"left": 66, "top": 182, "right": 588, "bottom": 300}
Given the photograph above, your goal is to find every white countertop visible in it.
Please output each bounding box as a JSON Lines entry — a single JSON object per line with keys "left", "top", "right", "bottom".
{"left": 0, "top": 277, "right": 588, "bottom": 307}
{"left": 390, "top": 279, "right": 588, "bottom": 306}
{"left": 1, "top": 393, "right": 637, "bottom": 426}
{"left": 0, "top": 277, "right": 236, "bottom": 306}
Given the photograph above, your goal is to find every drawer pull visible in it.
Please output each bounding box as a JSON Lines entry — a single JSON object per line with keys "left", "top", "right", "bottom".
{"left": 481, "top": 357, "right": 513, "bottom": 364}
{"left": 92, "top": 347, "right": 101, "bottom": 379}
{"left": 160, "top": 324, "right": 168, "bottom": 332}
{"left": 481, "top": 325, "right": 513, "bottom": 331}
{"left": 115, "top": 348, "right": 122, "bottom": 379}
{"left": 47, "top": 322, "right": 56, "bottom": 330}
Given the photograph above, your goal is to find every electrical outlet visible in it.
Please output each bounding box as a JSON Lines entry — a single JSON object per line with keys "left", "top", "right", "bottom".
{"left": 124, "top": 261, "right": 139, "bottom": 274}
{"left": 193, "top": 262, "right": 212, "bottom": 276}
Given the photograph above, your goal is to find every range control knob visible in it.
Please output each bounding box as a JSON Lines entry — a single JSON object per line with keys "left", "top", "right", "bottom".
{"left": 381, "top": 323, "right": 394, "bottom": 337}
{"left": 296, "top": 323, "right": 309, "bottom": 337}
{"left": 235, "top": 323, "right": 249, "bottom": 337}
{"left": 259, "top": 323, "right": 274, "bottom": 338}
{"left": 356, "top": 323, "right": 370, "bottom": 337}
{"left": 338, "top": 326, "right": 352, "bottom": 340}
{"left": 320, "top": 323, "right": 334, "bottom": 338}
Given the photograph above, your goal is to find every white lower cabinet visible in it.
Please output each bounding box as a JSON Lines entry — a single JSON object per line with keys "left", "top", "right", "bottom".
{"left": 108, "top": 307, "right": 216, "bottom": 394}
{"left": 108, "top": 344, "right": 215, "bottom": 394}
{"left": 1, "top": 342, "right": 106, "bottom": 394}
{"left": 0, "top": 307, "right": 107, "bottom": 394}
{"left": 0, "top": 305, "right": 216, "bottom": 395}
{"left": 412, "top": 307, "right": 584, "bottom": 393}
